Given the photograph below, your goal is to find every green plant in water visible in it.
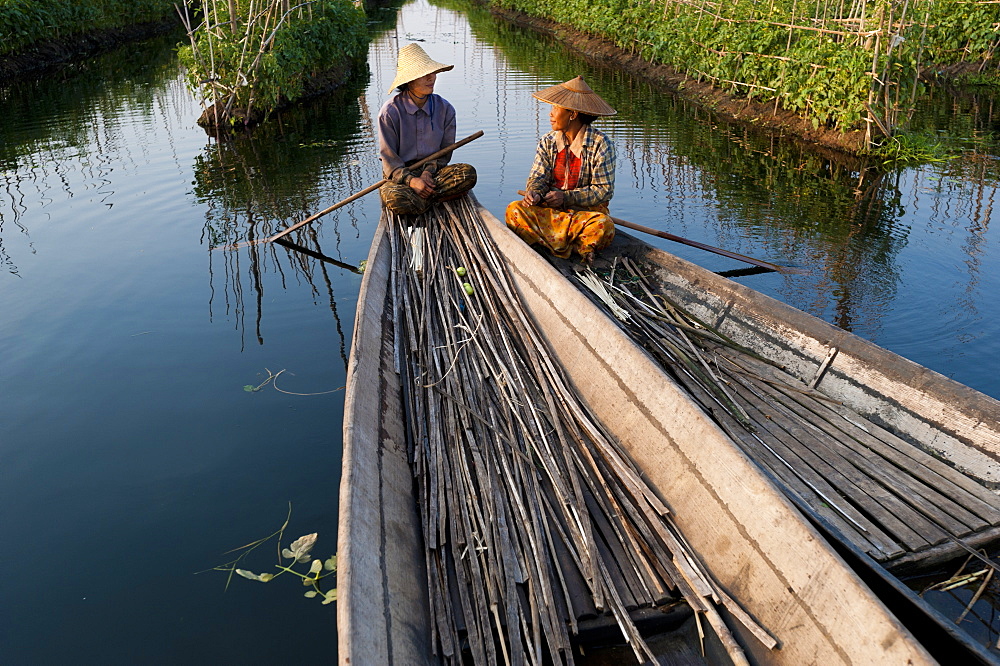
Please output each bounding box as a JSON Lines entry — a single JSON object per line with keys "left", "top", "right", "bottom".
{"left": 209, "top": 504, "right": 338, "bottom": 605}
{"left": 176, "top": 0, "right": 368, "bottom": 123}
{"left": 865, "top": 131, "right": 953, "bottom": 166}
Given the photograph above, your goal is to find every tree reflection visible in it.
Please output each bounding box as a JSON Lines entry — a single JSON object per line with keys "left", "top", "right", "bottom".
{"left": 193, "top": 76, "right": 379, "bottom": 360}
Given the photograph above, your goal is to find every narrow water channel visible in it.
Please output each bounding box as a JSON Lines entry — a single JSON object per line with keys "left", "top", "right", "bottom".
{"left": 1, "top": 0, "right": 999, "bottom": 661}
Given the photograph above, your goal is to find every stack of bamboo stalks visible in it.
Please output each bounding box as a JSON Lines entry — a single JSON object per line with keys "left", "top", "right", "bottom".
{"left": 386, "top": 198, "right": 755, "bottom": 664}
{"left": 570, "top": 256, "right": 1000, "bottom": 574}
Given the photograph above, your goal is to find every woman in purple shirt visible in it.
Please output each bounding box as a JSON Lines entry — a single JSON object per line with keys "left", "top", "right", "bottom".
{"left": 378, "top": 43, "right": 477, "bottom": 216}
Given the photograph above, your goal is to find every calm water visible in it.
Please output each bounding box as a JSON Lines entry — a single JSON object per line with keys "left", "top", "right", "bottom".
{"left": 2, "top": 0, "right": 999, "bottom": 661}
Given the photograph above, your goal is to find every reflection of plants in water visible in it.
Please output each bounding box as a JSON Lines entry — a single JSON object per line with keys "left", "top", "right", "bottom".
{"left": 209, "top": 505, "right": 338, "bottom": 606}
{"left": 195, "top": 77, "right": 376, "bottom": 355}
{"left": 0, "top": 29, "right": 188, "bottom": 278}
{"left": 0, "top": 29, "right": 184, "bottom": 170}
{"left": 909, "top": 83, "right": 1000, "bottom": 154}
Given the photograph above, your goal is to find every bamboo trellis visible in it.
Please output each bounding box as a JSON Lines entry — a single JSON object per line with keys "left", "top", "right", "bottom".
{"left": 636, "top": 0, "right": 1000, "bottom": 144}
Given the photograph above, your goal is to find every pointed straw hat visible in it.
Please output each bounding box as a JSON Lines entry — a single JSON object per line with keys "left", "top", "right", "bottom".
{"left": 387, "top": 43, "right": 455, "bottom": 94}
{"left": 532, "top": 76, "right": 617, "bottom": 116}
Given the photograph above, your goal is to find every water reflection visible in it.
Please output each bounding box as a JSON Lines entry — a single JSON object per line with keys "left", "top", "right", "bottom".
{"left": 191, "top": 77, "right": 380, "bottom": 356}
{"left": 0, "top": 31, "right": 190, "bottom": 279}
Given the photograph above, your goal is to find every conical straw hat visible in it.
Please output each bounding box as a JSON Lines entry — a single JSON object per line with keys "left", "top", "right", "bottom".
{"left": 387, "top": 43, "right": 455, "bottom": 94}
{"left": 532, "top": 76, "right": 617, "bottom": 116}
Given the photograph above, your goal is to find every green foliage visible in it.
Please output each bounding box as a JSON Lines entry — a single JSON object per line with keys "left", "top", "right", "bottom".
{"left": 952, "top": 72, "right": 1000, "bottom": 88}
{"left": 0, "top": 0, "right": 175, "bottom": 55}
{"left": 922, "top": 1, "right": 1000, "bottom": 65}
{"left": 490, "top": 0, "right": 1000, "bottom": 136}
{"left": 208, "top": 505, "right": 338, "bottom": 605}
{"left": 177, "top": 0, "right": 368, "bottom": 119}
{"left": 865, "top": 131, "right": 952, "bottom": 166}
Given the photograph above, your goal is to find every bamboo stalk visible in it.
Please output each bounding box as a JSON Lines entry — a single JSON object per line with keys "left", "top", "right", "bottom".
{"left": 384, "top": 197, "right": 781, "bottom": 664}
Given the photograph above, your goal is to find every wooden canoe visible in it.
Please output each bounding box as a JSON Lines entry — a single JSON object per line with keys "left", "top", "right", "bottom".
{"left": 338, "top": 197, "right": 936, "bottom": 664}
{"left": 570, "top": 228, "right": 1000, "bottom": 663}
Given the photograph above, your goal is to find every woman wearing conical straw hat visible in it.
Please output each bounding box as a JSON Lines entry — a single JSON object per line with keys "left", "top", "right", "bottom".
{"left": 506, "top": 76, "right": 617, "bottom": 264}
{"left": 378, "top": 43, "right": 477, "bottom": 216}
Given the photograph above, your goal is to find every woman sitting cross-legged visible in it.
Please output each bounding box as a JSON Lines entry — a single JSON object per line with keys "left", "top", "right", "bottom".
{"left": 378, "top": 43, "right": 477, "bottom": 216}
{"left": 506, "top": 76, "right": 617, "bottom": 264}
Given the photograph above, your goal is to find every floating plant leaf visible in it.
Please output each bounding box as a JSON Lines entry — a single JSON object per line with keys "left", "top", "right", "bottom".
{"left": 282, "top": 533, "right": 317, "bottom": 563}
{"left": 235, "top": 569, "right": 273, "bottom": 582}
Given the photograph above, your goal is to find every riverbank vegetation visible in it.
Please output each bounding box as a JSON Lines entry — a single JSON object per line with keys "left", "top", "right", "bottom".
{"left": 492, "top": 0, "right": 1000, "bottom": 153}
{"left": 0, "top": 0, "right": 175, "bottom": 56}
{"left": 177, "top": 0, "right": 368, "bottom": 130}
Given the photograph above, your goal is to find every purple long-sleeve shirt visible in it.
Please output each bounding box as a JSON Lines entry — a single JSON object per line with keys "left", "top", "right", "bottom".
{"left": 378, "top": 92, "right": 457, "bottom": 183}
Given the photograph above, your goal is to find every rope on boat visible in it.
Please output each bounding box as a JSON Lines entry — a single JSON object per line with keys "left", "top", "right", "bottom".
{"left": 386, "top": 197, "right": 765, "bottom": 665}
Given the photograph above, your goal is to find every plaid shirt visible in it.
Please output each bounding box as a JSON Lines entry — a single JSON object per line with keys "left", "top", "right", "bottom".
{"left": 524, "top": 125, "right": 615, "bottom": 208}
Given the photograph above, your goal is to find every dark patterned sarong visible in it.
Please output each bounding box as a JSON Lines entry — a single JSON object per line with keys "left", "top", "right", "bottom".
{"left": 380, "top": 163, "right": 477, "bottom": 216}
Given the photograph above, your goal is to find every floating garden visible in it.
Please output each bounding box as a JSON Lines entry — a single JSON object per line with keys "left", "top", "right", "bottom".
{"left": 177, "top": 0, "right": 369, "bottom": 129}
{"left": 493, "top": 0, "right": 1000, "bottom": 151}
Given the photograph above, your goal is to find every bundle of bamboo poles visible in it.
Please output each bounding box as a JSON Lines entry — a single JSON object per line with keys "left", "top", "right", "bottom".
{"left": 567, "top": 257, "right": 1000, "bottom": 571}
{"left": 386, "top": 198, "right": 759, "bottom": 664}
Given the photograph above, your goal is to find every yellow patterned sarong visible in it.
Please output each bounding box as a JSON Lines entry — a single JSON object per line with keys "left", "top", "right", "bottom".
{"left": 504, "top": 200, "right": 615, "bottom": 261}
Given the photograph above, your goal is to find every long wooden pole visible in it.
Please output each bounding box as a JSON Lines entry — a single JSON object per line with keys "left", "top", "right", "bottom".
{"left": 610, "top": 216, "right": 808, "bottom": 275}
{"left": 266, "top": 130, "right": 484, "bottom": 244}
{"left": 515, "top": 191, "right": 805, "bottom": 275}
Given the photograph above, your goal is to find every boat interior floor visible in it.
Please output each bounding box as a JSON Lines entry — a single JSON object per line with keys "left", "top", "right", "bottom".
{"left": 575, "top": 611, "right": 716, "bottom": 665}
{"left": 544, "top": 249, "right": 1000, "bottom": 577}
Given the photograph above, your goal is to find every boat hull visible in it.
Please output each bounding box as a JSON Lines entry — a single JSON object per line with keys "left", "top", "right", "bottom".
{"left": 338, "top": 202, "right": 934, "bottom": 664}
{"left": 609, "top": 233, "right": 1000, "bottom": 489}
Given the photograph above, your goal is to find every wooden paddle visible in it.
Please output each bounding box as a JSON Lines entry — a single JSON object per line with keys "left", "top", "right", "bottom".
{"left": 515, "top": 190, "right": 807, "bottom": 275}
{"left": 217, "top": 130, "right": 486, "bottom": 250}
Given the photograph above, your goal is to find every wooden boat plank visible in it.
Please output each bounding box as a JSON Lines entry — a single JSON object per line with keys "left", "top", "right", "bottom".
{"left": 725, "top": 374, "right": 948, "bottom": 551}
{"left": 338, "top": 217, "right": 433, "bottom": 662}
{"left": 811, "top": 397, "right": 1000, "bottom": 522}
{"left": 606, "top": 293, "right": 917, "bottom": 561}
{"left": 740, "top": 348, "right": 1000, "bottom": 525}
{"left": 727, "top": 351, "right": 1000, "bottom": 527}
{"left": 633, "top": 335, "right": 907, "bottom": 560}
{"left": 747, "top": 367, "right": 995, "bottom": 535}
{"left": 728, "top": 358, "right": 989, "bottom": 538}
{"left": 725, "top": 421, "right": 905, "bottom": 560}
